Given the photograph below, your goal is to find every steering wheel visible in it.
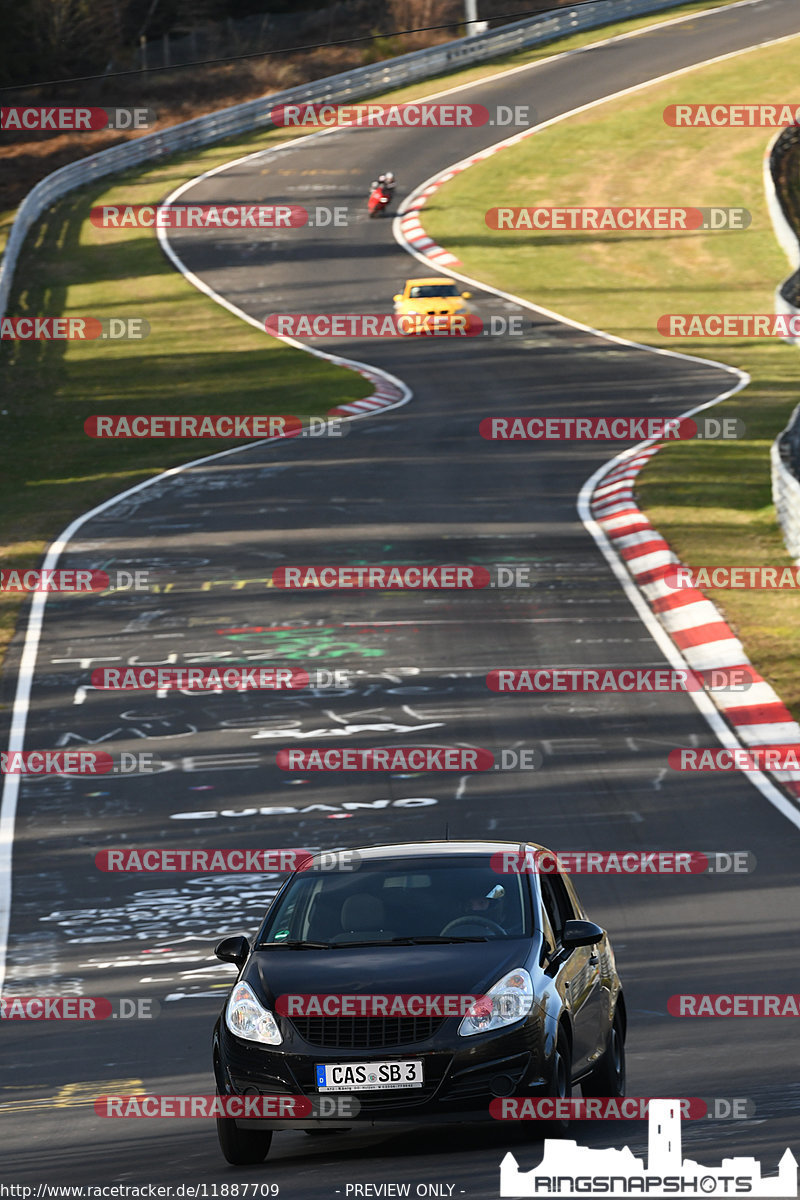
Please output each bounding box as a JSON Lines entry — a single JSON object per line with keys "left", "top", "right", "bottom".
{"left": 440, "top": 915, "right": 507, "bottom": 937}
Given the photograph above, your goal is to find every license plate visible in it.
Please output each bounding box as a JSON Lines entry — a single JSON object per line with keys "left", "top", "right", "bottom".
{"left": 315, "top": 1060, "right": 424, "bottom": 1092}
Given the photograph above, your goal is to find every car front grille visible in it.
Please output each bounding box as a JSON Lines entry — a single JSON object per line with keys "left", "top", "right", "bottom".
{"left": 290, "top": 1015, "right": 443, "bottom": 1049}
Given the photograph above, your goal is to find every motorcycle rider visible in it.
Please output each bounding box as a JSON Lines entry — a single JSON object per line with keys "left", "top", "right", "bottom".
{"left": 378, "top": 171, "right": 396, "bottom": 197}
{"left": 368, "top": 172, "right": 395, "bottom": 216}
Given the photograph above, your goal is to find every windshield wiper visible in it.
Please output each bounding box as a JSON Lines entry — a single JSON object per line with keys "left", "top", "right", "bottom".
{"left": 258, "top": 940, "right": 337, "bottom": 950}
{"left": 392, "top": 935, "right": 490, "bottom": 944}
{"left": 332, "top": 935, "right": 490, "bottom": 947}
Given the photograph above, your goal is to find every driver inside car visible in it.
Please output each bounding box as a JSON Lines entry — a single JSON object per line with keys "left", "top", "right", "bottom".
{"left": 444, "top": 883, "right": 507, "bottom": 933}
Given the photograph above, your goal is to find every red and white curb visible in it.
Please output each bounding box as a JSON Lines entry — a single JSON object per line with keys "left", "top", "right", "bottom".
{"left": 397, "top": 143, "right": 530, "bottom": 270}
{"left": 327, "top": 364, "right": 407, "bottom": 417}
{"left": 590, "top": 446, "right": 800, "bottom": 799}
{"left": 399, "top": 181, "right": 461, "bottom": 267}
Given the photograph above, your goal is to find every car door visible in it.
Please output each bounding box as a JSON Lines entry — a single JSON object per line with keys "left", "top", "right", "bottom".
{"left": 539, "top": 874, "right": 605, "bottom": 1072}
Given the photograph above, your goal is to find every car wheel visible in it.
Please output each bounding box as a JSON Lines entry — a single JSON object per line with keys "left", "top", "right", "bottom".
{"left": 540, "top": 1025, "right": 572, "bottom": 1136}
{"left": 216, "top": 1116, "right": 273, "bottom": 1165}
{"left": 581, "top": 1005, "right": 626, "bottom": 1098}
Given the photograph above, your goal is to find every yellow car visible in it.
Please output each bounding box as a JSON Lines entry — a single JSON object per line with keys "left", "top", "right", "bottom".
{"left": 392, "top": 277, "right": 473, "bottom": 336}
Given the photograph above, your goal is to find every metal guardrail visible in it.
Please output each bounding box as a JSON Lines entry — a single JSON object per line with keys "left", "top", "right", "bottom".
{"left": 771, "top": 428, "right": 800, "bottom": 560}
{"left": 0, "top": 0, "right": 695, "bottom": 316}
{"left": 768, "top": 126, "right": 800, "bottom": 306}
{"left": 766, "top": 129, "right": 800, "bottom": 561}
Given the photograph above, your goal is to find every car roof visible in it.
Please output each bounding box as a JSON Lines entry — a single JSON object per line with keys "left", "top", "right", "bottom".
{"left": 310, "top": 840, "right": 550, "bottom": 861}
{"left": 405, "top": 277, "right": 456, "bottom": 286}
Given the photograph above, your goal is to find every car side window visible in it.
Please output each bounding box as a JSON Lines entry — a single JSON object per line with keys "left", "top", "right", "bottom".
{"left": 539, "top": 877, "right": 563, "bottom": 944}
{"left": 540, "top": 874, "right": 577, "bottom": 949}
{"left": 551, "top": 874, "right": 577, "bottom": 933}
{"left": 538, "top": 894, "right": 557, "bottom": 964}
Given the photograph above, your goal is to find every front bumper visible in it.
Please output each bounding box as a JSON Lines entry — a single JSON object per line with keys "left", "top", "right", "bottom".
{"left": 214, "top": 1011, "right": 549, "bottom": 1129}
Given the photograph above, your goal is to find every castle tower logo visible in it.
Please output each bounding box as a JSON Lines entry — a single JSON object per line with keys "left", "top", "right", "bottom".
{"left": 500, "top": 1099, "right": 797, "bottom": 1197}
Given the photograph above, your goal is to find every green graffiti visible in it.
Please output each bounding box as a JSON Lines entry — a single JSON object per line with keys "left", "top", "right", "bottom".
{"left": 221, "top": 627, "right": 385, "bottom": 659}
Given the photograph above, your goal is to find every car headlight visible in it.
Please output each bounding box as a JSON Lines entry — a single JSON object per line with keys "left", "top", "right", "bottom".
{"left": 458, "top": 968, "right": 534, "bottom": 1037}
{"left": 225, "top": 981, "right": 282, "bottom": 1046}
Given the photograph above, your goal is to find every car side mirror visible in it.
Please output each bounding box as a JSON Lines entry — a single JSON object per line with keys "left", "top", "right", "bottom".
{"left": 215, "top": 934, "right": 250, "bottom": 969}
{"left": 562, "top": 919, "right": 604, "bottom": 949}
{"left": 393, "top": 295, "right": 402, "bottom": 303}
{"left": 461, "top": 291, "right": 472, "bottom": 299}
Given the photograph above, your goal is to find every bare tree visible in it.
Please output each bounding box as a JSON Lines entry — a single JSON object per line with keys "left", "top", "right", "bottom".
{"left": 26, "top": 0, "right": 118, "bottom": 77}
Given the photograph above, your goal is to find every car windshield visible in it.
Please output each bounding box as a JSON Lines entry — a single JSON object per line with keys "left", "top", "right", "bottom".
{"left": 408, "top": 285, "right": 459, "bottom": 298}
{"left": 256, "top": 855, "right": 531, "bottom": 947}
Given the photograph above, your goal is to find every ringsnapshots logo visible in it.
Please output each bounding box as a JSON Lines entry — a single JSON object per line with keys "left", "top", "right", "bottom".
{"left": 480, "top": 416, "right": 744, "bottom": 441}
{"left": 271, "top": 102, "right": 533, "bottom": 128}
{"left": 83, "top": 415, "right": 345, "bottom": 439}
{"left": 90, "top": 205, "right": 347, "bottom": 229}
{"left": 1, "top": 317, "right": 149, "bottom": 340}
{"left": 498, "top": 1098, "right": 794, "bottom": 1198}
{"left": 1, "top": 106, "right": 155, "bottom": 131}
{"left": 485, "top": 206, "right": 749, "bottom": 231}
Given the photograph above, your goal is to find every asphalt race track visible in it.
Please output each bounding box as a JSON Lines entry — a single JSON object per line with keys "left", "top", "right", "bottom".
{"left": 3, "top": 0, "right": 800, "bottom": 1192}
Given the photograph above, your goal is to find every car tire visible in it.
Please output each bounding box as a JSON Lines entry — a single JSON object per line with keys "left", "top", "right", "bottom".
{"left": 581, "top": 1005, "right": 626, "bottom": 1098}
{"left": 539, "top": 1025, "right": 572, "bottom": 1136}
{"left": 216, "top": 1116, "right": 273, "bottom": 1165}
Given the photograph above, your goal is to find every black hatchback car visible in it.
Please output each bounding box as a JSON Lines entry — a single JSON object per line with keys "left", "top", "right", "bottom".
{"left": 211, "top": 840, "right": 625, "bottom": 1164}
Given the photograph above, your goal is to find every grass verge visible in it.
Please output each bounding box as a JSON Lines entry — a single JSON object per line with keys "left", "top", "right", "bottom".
{"left": 423, "top": 31, "right": 800, "bottom": 712}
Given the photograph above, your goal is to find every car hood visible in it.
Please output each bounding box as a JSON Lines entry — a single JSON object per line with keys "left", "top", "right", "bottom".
{"left": 244, "top": 940, "right": 533, "bottom": 1008}
{"left": 401, "top": 298, "right": 465, "bottom": 313}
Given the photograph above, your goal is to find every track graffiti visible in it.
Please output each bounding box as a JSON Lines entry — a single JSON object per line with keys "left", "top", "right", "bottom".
{"left": 249, "top": 704, "right": 444, "bottom": 740}
{"left": 217, "top": 625, "right": 391, "bottom": 659}
{"left": 40, "top": 875, "right": 284, "bottom": 943}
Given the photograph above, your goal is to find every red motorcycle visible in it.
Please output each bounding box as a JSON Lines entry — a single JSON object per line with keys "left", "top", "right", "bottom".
{"left": 367, "top": 182, "right": 391, "bottom": 218}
